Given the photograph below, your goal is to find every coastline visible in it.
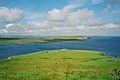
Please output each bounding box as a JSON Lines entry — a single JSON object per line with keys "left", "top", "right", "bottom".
{"left": 0, "top": 36, "right": 89, "bottom": 44}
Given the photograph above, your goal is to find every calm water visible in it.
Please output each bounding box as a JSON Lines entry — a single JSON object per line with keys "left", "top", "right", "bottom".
{"left": 0, "top": 36, "right": 120, "bottom": 60}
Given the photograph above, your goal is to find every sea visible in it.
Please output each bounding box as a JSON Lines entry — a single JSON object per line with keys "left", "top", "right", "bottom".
{"left": 0, "top": 36, "right": 120, "bottom": 60}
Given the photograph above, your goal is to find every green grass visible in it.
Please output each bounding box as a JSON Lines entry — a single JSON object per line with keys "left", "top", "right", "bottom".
{"left": 0, "top": 49, "right": 120, "bottom": 80}
{"left": 0, "top": 36, "right": 89, "bottom": 44}
{"left": 0, "top": 38, "right": 47, "bottom": 44}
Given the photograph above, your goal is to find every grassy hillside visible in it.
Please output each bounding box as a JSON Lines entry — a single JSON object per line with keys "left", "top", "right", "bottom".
{"left": 0, "top": 49, "right": 120, "bottom": 80}
{"left": 0, "top": 36, "right": 89, "bottom": 44}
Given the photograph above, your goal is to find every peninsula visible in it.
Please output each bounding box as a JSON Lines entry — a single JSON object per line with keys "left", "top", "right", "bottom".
{"left": 0, "top": 36, "right": 89, "bottom": 44}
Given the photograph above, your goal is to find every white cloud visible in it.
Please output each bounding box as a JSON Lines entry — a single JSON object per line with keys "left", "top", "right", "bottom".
{"left": 48, "top": 8, "right": 68, "bottom": 22}
{"left": 5, "top": 23, "right": 14, "bottom": 29}
{"left": 25, "top": 12, "right": 46, "bottom": 21}
{"left": 87, "top": 19, "right": 104, "bottom": 26}
{"left": 0, "top": 29, "right": 8, "bottom": 33}
{"left": 67, "top": 23, "right": 120, "bottom": 36}
{"left": 104, "top": 23, "right": 120, "bottom": 29}
{"left": 27, "top": 21, "right": 49, "bottom": 28}
{"left": 66, "top": 9, "right": 95, "bottom": 26}
{"left": 0, "top": 7, "right": 22, "bottom": 23}
{"left": 76, "top": 25, "right": 85, "bottom": 29}
{"left": 48, "top": 8, "right": 95, "bottom": 26}
{"left": 0, "top": 7, "right": 96, "bottom": 35}
{"left": 63, "top": 4, "right": 80, "bottom": 11}
{"left": 92, "top": 0, "right": 103, "bottom": 4}
{"left": 1, "top": 22, "right": 120, "bottom": 36}
{"left": 0, "top": 2, "right": 120, "bottom": 36}
{"left": 67, "top": 0, "right": 91, "bottom": 6}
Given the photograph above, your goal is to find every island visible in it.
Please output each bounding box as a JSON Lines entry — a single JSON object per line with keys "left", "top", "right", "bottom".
{"left": 0, "top": 49, "right": 120, "bottom": 80}
{"left": 0, "top": 36, "right": 89, "bottom": 44}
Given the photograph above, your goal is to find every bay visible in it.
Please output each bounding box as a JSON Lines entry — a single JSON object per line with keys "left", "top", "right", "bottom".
{"left": 0, "top": 36, "right": 120, "bottom": 60}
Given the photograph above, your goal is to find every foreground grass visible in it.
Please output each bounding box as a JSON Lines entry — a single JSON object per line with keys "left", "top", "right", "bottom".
{"left": 0, "top": 49, "right": 120, "bottom": 80}
{"left": 0, "top": 36, "right": 89, "bottom": 44}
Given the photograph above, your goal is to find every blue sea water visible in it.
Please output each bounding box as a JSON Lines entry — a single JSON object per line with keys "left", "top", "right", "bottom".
{"left": 0, "top": 36, "right": 120, "bottom": 60}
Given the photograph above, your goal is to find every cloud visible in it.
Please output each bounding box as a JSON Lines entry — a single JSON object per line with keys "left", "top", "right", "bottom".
{"left": 0, "top": 22, "right": 120, "bottom": 36}
{"left": 63, "top": 4, "right": 80, "bottom": 11}
{"left": 4, "top": 23, "right": 25, "bottom": 33}
{"left": 104, "top": 23, "right": 120, "bottom": 29}
{"left": 0, "top": 0, "right": 120, "bottom": 36}
{"left": 0, "top": 23, "right": 44, "bottom": 35}
{"left": 87, "top": 19, "right": 104, "bottom": 26}
{"left": 92, "top": 0, "right": 120, "bottom": 6}
{"left": 25, "top": 12, "right": 46, "bottom": 21}
{"left": 0, "top": 7, "right": 96, "bottom": 35}
{"left": 48, "top": 8, "right": 95, "bottom": 26}
{"left": 92, "top": 0, "right": 103, "bottom": 4}
{"left": 67, "top": 0, "right": 91, "bottom": 5}
{"left": 47, "top": 0, "right": 85, "bottom": 21}
{"left": 0, "top": 7, "right": 22, "bottom": 23}
{"left": 0, "top": 29, "right": 8, "bottom": 33}
{"left": 74, "top": 23, "right": 120, "bottom": 35}
{"left": 66, "top": 9, "right": 95, "bottom": 26}
{"left": 67, "top": 0, "right": 120, "bottom": 6}
{"left": 48, "top": 8, "right": 68, "bottom": 22}
{"left": 27, "top": 21, "right": 49, "bottom": 28}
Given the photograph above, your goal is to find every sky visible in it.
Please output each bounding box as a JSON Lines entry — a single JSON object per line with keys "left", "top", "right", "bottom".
{"left": 0, "top": 0, "right": 120, "bottom": 36}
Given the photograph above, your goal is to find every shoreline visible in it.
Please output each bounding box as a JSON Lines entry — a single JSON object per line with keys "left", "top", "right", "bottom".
{"left": 0, "top": 48, "right": 119, "bottom": 61}
{"left": 0, "top": 49, "right": 115, "bottom": 61}
{"left": 0, "top": 36, "right": 89, "bottom": 44}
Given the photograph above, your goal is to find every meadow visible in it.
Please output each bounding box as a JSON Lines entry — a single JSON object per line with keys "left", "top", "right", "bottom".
{"left": 0, "top": 49, "right": 120, "bottom": 80}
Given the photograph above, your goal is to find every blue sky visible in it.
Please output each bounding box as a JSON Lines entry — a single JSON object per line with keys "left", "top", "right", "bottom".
{"left": 0, "top": 0, "right": 67, "bottom": 11}
{"left": 0, "top": 0, "right": 120, "bottom": 36}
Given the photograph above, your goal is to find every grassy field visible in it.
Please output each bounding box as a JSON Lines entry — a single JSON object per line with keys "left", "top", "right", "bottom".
{"left": 0, "top": 49, "right": 120, "bottom": 80}
{"left": 0, "top": 36, "right": 89, "bottom": 44}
